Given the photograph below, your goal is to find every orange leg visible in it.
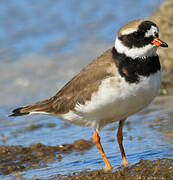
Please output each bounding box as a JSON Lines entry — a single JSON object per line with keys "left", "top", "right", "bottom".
{"left": 117, "top": 120, "right": 128, "bottom": 167}
{"left": 93, "top": 130, "right": 113, "bottom": 170}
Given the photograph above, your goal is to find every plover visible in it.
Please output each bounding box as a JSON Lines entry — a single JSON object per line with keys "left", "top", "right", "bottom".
{"left": 9, "top": 19, "right": 168, "bottom": 170}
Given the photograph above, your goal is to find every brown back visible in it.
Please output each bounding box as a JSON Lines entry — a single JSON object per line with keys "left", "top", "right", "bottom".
{"left": 14, "top": 48, "right": 118, "bottom": 115}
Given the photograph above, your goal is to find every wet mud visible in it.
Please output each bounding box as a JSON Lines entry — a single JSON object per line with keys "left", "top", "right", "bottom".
{"left": 0, "top": 139, "right": 93, "bottom": 175}
{"left": 1, "top": 139, "right": 172, "bottom": 180}
{"left": 56, "top": 158, "right": 173, "bottom": 180}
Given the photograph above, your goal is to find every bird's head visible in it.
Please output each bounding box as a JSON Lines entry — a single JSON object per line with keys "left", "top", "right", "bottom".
{"left": 115, "top": 20, "right": 168, "bottom": 59}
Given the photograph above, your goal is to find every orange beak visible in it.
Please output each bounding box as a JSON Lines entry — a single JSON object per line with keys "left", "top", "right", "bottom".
{"left": 152, "top": 37, "right": 168, "bottom": 47}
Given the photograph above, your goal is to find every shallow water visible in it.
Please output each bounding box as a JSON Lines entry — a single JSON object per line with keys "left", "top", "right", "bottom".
{"left": 1, "top": 0, "right": 171, "bottom": 179}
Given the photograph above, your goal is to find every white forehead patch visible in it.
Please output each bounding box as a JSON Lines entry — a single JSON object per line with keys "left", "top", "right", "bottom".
{"left": 145, "top": 26, "right": 159, "bottom": 37}
{"left": 121, "top": 28, "right": 136, "bottom": 35}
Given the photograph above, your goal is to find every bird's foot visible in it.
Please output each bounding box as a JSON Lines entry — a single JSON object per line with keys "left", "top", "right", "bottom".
{"left": 104, "top": 163, "right": 114, "bottom": 171}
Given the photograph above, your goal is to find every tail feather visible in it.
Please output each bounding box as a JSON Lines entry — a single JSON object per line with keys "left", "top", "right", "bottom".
{"left": 9, "top": 107, "right": 30, "bottom": 117}
{"left": 9, "top": 98, "right": 53, "bottom": 117}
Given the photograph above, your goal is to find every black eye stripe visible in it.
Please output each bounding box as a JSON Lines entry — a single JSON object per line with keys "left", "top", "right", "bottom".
{"left": 133, "top": 31, "right": 145, "bottom": 38}
{"left": 119, "top": 21, "right": 159, "bottom": 48}
{"left": 119, "top": 33, "right": 154, "bottom": 48}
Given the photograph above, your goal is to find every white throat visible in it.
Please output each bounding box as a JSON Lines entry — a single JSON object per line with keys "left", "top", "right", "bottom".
{"left": 115, "top": 37, "right": 157, "bottom": 59}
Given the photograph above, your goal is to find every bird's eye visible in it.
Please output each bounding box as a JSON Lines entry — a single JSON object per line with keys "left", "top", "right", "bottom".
{"left": 154, "top": 32, "right": 159, "bottom": 37}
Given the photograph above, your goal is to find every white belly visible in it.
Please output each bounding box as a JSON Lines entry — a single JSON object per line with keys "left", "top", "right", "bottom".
{"left": 60, "top": 71, "right": 161, "bottom": 130}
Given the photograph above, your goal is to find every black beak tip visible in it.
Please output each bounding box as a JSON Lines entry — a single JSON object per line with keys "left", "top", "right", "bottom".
{"left": 161, "top": 42, "right": 168, "bottom": 48}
